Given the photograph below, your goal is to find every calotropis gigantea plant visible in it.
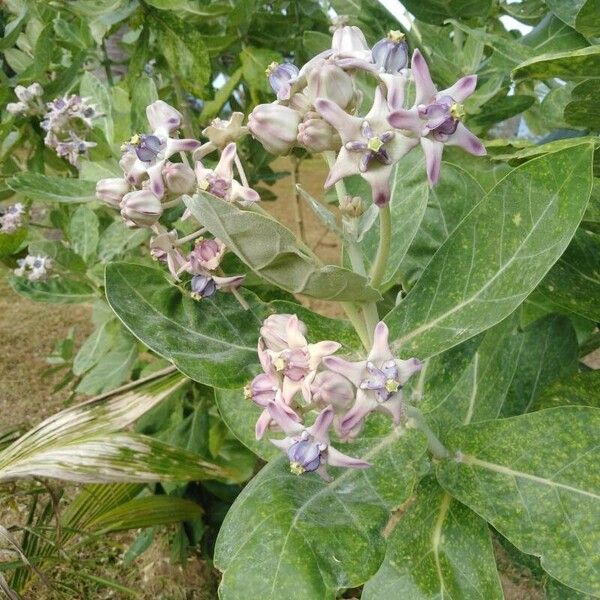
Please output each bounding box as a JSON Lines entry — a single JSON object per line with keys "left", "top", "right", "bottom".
{"left": 2, "top": 1, "right": 600, "bottom": 598}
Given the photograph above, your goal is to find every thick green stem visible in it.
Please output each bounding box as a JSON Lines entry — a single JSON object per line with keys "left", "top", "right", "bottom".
{"left": 369, "top": 204, "right": 391, "bottom": 289}
{"left": 406, "top": 406, "right": 449, "bottom": 459}
{"left": 341, "top": 302, "right": 371, "bottom": 351}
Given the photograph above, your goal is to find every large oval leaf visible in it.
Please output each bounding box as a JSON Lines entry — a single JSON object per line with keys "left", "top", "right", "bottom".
{"left": 362, "top": 477, "right": 503, "bottom": 600}
{"left": 437, "top": 407, "right": 600, "bottom": 596}
{"left": 9, "top": 276, "right": 97, "bottom": 304}
{"left": 513, "top": 45, "right": 600, "bottom": 81}
{"left": 184, "top": 192, "right": 381, "bottom": 302}
{"left": 385, "top": 143, "right": 593, "bottom": 359}
{"left": 105, "top": 262, "right": 265, "bottom": 388}
{"left": 7, "top": 173, "right": 97, "bottom": 203}
{"left": 215, "top": 417, "right": 427, "bottom": 600}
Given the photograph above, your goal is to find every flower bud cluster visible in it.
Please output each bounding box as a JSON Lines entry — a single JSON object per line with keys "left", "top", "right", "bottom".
{"left": 14, "top": 255, "right": 53, "bottom": 281}
{"left": 0, "top": 203, "right": 25, "bottom": 233}
{"left": 41, "top": 95, "right": 100, "bottom": 167}
{"left": 246, "top": 23, "right": 486, "bottom": 205}
{"left": 246, "top": 316, "right": 423, "bottom": 479}
{"left": 7, "top": 83, "right": 44, "bottom": 117}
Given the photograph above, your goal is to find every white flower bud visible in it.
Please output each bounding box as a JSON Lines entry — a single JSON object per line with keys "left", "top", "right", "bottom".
{"left": 332, "top": 25, "right": 370, "bottom": 56}
{"left": 310, "top": 371, "right": 355, "bottom": 410}
{"left": 146, "top": 100, "right": 182, "bottom": 133}
{"left": 248, "top": 103, "right": 301, "bottom": 155}
{"left": 96, "top": 178, "right": 129, "bottom": 208}
{"left": 120, "top": 189, "right": 163, "bottom": 228}
{"left": 297, "top": 114, "right": 340, "bottom": 153}
{"left": 307, "top": 64, "right": 354, "bottom": 109}
{"left": 162, "top": 162, "right": 196, "bottom": 196}
{"left": 260, "top": 314, "right": 308, "bottom": 352}
{"left": 6, "top": 102, "right": 28, "bottom": 115}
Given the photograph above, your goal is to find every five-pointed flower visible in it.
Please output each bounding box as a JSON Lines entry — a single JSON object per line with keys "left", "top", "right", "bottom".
{"left": 267, "top": 402, "right": 370, "bottom": 481}
{"left": 195, "top": 142, "right": 259, "bottom": 205}
{"left": 315, "top": 83, "right": 417, "bottom": 206}
{"left": 324, "top": 321, "right": 422, "bottom": 436}
{"left": 120, "top": 100, "right": 201, "bottom": 199}
{"left": 388, "top": 49, "right": 486, "bottom": 185}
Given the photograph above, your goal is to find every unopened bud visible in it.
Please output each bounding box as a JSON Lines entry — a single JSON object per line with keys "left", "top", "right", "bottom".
{"left": 245, "top": 373, "right": 279, "bottom": 407}
{"left": 146, "top": 100, "right": 182, "bottom": 133}
{"left": 372, "top": 31, "right": 408, "bottom": 73}
{"left": 339, "top": 195, "right": 365, "bottom": 218}
{"left": 332, "top": 25, "right": 369, "bottom": 56}
{"left": 120, "top": 189, "right": 162, "bottom": 227}
{"left": 307, "top": 64, "right": 354, "bottom": 109}
{"left": 6, "top": 102, "right": 28, "bottom": 115}
{"left": 260, "top": 314, "right": 308, "bottom": 351}
{"left": 297, "top": 114, "right": 340, "bottom": 153}
{"left": 248, "top": 103, "right": 301, "bottom": 155}
{"left": 189, "top": 237, "right": 226, "bottom": 271}
{"left": 96, "top": 178, "right": 129, "bottom": 208}
{"left": 163, "top": 162, "right": 195, "bottom": 195}
{"left": 311, "top": 371, "right": 355, "bottom": 410}
{"left": 288, "top": 92, "right": 311, "bottom": 116}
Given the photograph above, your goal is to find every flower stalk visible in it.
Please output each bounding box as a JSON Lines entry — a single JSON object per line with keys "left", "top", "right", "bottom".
{"left": 369, "top": 204, "right": 391, "bottom": 289}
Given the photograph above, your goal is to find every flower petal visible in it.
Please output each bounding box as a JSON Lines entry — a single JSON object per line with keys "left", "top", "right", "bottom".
{"left": 368, "top": 322, "right": 393, "bottom": 364}
{"left": 446, "top": 123, "right": 486, "bottom": 156}
{"left": 411, "top": 49, "right": 436, "bottom": 105}
{"left": 439, "top": 75, "right": 477, "bottom": 103}
{"left": 377, "top": 393, "right": 405, "bottom": 424}
{"left": 340, "top": 390, "right": 377, "bottom": 435}
{"left": 214, "top": 142, "right": 237, "bottom": 179}
{"left": 421, "top": 137, "right": 444, "bottom": 186}
{"left": 327, "top": 446, "right": 371, "bottom": 469}
{"left": 255, "top": 409, "right": 272, "bottom": 440}
{"left": 146, "top": 161, "right": 166, "bottom": 198}
{"left": 308, "top": 405, "right": 334, "bottom": 442}
{"left": 314, "top": 98, "right": 361, "bottom": 141}
{"left": 323, "top": 356, "right": 365, "bottom": 387}
{"left": 266, "top": 401, "right": 303, "bottom": 435}
{"left": 380, "top": 72, "right": 408, "bottom": 112}
{"left": 388, "top": 108, "right": 422, "bottom": 134}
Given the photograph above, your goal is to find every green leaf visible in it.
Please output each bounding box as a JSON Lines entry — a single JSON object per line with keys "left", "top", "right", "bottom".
{"left": 240, "top": 46, "right": 282, "bottom": 93}
{"left": 199, "top": 68, "right": 243, "bottom": 122}
{"left": 69, "top": 205, "right": 99, "bottom": 263}
{"left": 399, "top": 0, "right": 492, "bottom": 25}
{"left": 153, "top": 13, "right": 210, "bottom": 96}
{"left": 521, "top": 14, "right": 589, "bottom": 54}
{"left": 97, "top": 221, "right": 149, "bottom": 262}
{"left": 564, "top": 80, "right": 600, "bottom": 131}
{"left": 85, "top": 495, "right": 203, "bottom": 533}
{"left": 421, "top": 313, "right": 578, "bottom": 433}
{"left": 545, "top": 0, "right": 600, "bottom": 38}
{"left": 215, "top": 417, "right": 428, "bottom": 600}
{"left": 385, "top": 143, "right": 594, "bottom": 359}
{"left": 513, "top": 46, "right": 600, "bottom": 81}
{"left": 396, "top": 153, "right": 491, "bottom": 289}
{"left": 469, "top": 95, "right": 536, "bottom": 129}
{"left": 436, "top": 407, "right": 600, "bottom": 596}
{"left": 0, "top": 227, "right": 26, "bottom": 258}
{"left": 9, "top": 276, "right": 96, "bottom": 304}
{"left": 73, "top": 321, "right": 114, "bottom": 375}
{"left": 7, "top": 173, "right": 97, "bottom": 203}
{"left": 0, "top": 372, "right": 227, "bottom": 483}
{"left": 105, "top": 262, "right": 265, "bottom": 388}
{"left": 131, "top": 75, "right": 158, "bottom": 133}
{"left": 537, "top": 230, "right": 600, "bottom": 322}
{"left": 532, "top": 370, "right": 600, "bottom": 410}
{"left": 362, "top": 477, "right": 503, "bottom": 600}
{"left": 80, "top": 71, "right": 113, "bottom": 146}
{"left": 183, "top": 193, "right": 381, "bottom": 302}
{"left": 214, "top": 388, "right": 279, "bottom": 461}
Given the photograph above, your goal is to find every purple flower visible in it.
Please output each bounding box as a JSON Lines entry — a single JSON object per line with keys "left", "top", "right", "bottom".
{"left": 260, "top": 313, "right": 308, "bottom": 352}
{"left": 96, "top": 178, "right": 130, "bottom": 208}
{"left": 324, "top": 322, "right": 422, "bottom": 436}
{"left": 266, "top": 62, "right": 299, "bottom": 101}
{"left": 120, "top": 101, "right": 201, "bottom": 199}
{"left": 315, "top": 82, "right": 417, "bottom": 206}
{"left": 149, "top": 225, "right": 187, "bottom": 280}
{"left": 388, "top": 49, "right": 486, "bottom": 185}
{"left": 195, "top": 143, "right": 259, "bottom": 205}
{"left": 267, "top": 402, "right": 370, "bottom": 480}
{"left": 0, "top": 203, "right": 25, "bottom": 233}
{"left": 188, "top": 237, "right": 226, "bottom": 271}
{"left": 120, "top": 189, "right": 162, "bottom": 228}
{"left": 190, "top": 274, "right": 217, "bottom": 300}
{"left": 372, "top": 30, "right": 408, "bottom": 74}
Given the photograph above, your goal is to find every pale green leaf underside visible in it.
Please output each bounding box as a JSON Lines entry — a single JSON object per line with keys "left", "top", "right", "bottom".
{"left": 184, "top": 193, "right": 381, "bottom": 302}
{"left": 437, "top": 407, "right": 600, "bottom": 596}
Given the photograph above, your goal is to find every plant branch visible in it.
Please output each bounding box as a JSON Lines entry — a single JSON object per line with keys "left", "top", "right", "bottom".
{"left": 406, "top": 406, "right": 449, "bottom": 459}
{"left": 369, "top": 204, "right": 391, "bottom": 289}
{"left": 290, "top": 155, "right": 305, "bottom": 243}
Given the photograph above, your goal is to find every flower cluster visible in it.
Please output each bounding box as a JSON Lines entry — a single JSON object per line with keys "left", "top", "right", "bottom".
{"left": 6, "top": 83, "right": 44, "bottom": 117}
{"left": 245, "top": 315, "right": 421, "bottom": 480}
{"left": 41, "top": 95, "right": 100, "bottom": 166}
{"left": 0, "top": 203, "right": 25, "bottom": 233}
{"left": 14, "top": 255, "right": 53, "bottom": 281}
{"left": 248, "top": 25, "right": 485, "bottom": 204}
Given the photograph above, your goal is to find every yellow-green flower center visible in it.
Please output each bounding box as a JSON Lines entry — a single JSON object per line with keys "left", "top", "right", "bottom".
{"left": 385, "top": 378, "right": 400, "bottom": 393}
{"left": 367, "top": 136, "right": 384, "bottom": 152}
{"left": 290, "top": 462, "right": 306, "bottom": 475}
{"left": 450, "top": 102, "right": 465, "bottom": 120}
{"left": 274, "top": 356, "right": 287, "bottom": 372}
{"left": 387, "top": 30, "right": 405, "bottom": 43}
{"left": 265, "top": 61, "right": 279, "bottom": 76}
